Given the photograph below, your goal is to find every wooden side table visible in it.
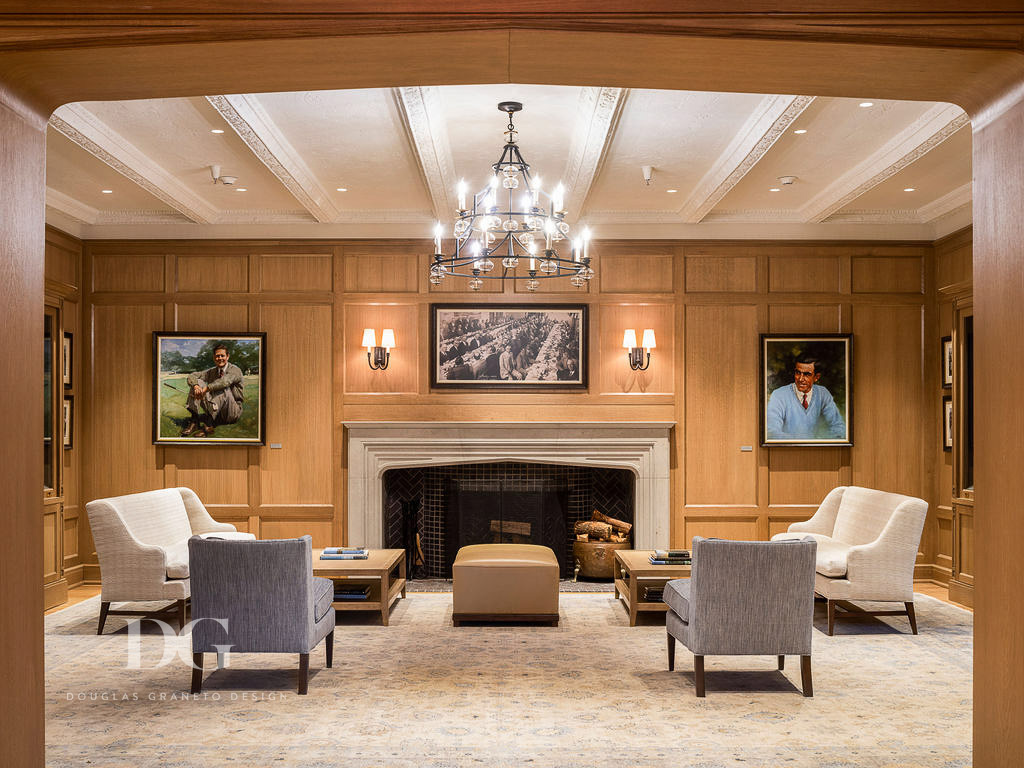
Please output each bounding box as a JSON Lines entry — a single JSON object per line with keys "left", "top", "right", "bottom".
{"left": 312, "top": 548, "right": 406, "bottom": 626}
{"left": 613, "top": 550, "right": 691, "bottom": 626}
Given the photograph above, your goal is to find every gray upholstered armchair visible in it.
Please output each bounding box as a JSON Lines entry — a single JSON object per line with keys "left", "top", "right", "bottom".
{"left": 665, "top": 536, "right": 817, "bottom": 697}
{"left": 188, "top": 535, "right": 335, "bottom": 695}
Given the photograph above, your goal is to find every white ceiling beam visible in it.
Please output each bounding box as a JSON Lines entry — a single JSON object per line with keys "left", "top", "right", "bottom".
{"left": 678, "top": 94, "right": 815, "bottom": 223}
{"left": 206, "top": 94, "right": 339, "bottom": 223}
{"left": 801, "top": 103, "right": 969, "bottom": 223}
{"left": 393, "top": 86, "right": 457, "bottom": 221}
{"left": 45, "top": 187, "right": 98, "bottom": 224}
{"left": 918, "top": 181, "right": 972, "bottom": 223}
{"left": 563, "top": 87, "right": 627, "bottom": 218}
{"left": 49, "top": 104, "right": 218, "bottom": 224}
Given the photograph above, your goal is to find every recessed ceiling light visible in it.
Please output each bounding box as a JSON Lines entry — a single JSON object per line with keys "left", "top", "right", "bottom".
{"left": 769, "top": 187, "right": 781, "bottom": 192}
{"left": 859, "top": 101, "right": 874, "bottom": 108}
{"left": 101, "top": 189, "right": 113, "bottom": 194}
{"left": 904, "top": 187, "right": 916, "bottom": 192}
{"left": 666, "top": 189, "right": 678, "bottom": 194}
{"left": 235, "top": 187, "right": 247, "bottom": 192}
{"left": 793, "top": 129, "right": 807, "bottom": 135}
{"left": 211, "top": 129, "right": 225, "bottom": 134}
{"left": 336, "top": 187, "right": 348, "bottom": 192}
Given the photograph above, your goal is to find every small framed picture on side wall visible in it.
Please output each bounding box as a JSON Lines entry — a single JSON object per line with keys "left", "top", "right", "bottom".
{"left": 943, "top": 396, "right": 953, "bottom": 452}
{"left": 941, "top": 335, "right": 953, "bottom": 388}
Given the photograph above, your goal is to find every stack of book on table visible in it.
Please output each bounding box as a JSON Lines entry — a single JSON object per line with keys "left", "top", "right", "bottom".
{"left": 333, "top": 584, "right": 371, "bottom": 601}
{"left": 320, "top": 547, "right": 369, "bottom": 560}
{"left": 649, "top": 549, "right": 691, "bottom": 565}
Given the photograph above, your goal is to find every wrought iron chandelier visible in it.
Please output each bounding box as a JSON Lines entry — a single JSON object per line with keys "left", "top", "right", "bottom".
{"left": 430, "top": 101, "right": 594, "bottom": 292}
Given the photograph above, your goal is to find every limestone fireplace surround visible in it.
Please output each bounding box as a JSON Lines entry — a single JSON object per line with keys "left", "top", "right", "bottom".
{"left": 345, "top": 422, "right": 674, "bottom": 550}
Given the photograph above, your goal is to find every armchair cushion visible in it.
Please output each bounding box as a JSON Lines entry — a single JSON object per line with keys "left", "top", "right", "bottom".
{"left": 663, "top": 579, "right": 690, "bottom": 622}
{"left": 773, "top": 532, "right": 850, "bottom": 577}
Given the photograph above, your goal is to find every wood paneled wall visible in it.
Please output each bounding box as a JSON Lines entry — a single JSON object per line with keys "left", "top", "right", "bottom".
{"left": 933, "top": 226, "right": 973, "bottom": 594}
{"left": 44, "top": 227, "right": 85, "bottom": 593}
{"left": 74, "top": 236, "right": 947, "bottom": 571}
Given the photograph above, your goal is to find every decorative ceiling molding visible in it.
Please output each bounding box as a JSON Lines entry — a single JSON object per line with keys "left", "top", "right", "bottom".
{"left": 823, "top": 209, "right": 926, "bottom": 224}
{"left": 585, "top": 209, "right": 690, "bottom": 224}
{"left": 49, "top": 104, "right": 219, "bottom": 224}
{"left": 393, "top": 86, "right": 457, "bottom": 221}
{"left": 702, "top": 209, "right": 806, "bottom": 224}
{"left": 564, "top": 87, "right": 626, "bottom": 216}
{"left": 800, "top": 103, "right": 969, "bottom": 223}
{"left": 917, "top": 182, "right": 972, "bottom": 222}
{"left": 45, "top": 187, "right": 98, "bottom": 224}
{"left": 678, "top": 94, "right": 815, "bottom": 223}
{"left": 93, "top": 210, "right": 193, "bottom": 225}
{"left": 206, "top": 94, "right": 341, "bottom": 224}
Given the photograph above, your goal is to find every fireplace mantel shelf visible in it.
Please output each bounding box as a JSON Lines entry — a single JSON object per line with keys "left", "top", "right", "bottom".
{"left": 343, "top": 421, "right": 676, "bottom": 429}
{"left": 346, "top": 422, "right": 674, "bottom": 550}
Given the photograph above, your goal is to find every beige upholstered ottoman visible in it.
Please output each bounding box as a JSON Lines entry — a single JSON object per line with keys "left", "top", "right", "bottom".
{"left": 452, "top": 544, "right": 560, "bottom": 626}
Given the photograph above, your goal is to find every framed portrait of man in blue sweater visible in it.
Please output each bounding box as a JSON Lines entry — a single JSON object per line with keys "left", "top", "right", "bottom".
{"left": 760, "top": 334, "right": 852, "bottom": 447}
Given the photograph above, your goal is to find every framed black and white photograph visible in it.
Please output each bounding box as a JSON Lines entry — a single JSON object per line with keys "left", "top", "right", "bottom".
{"left": 943, "top": 395, "right": 953, "bottom": 451}
{"left": 62, "top": 396, "right": 73, "bottom": 449}
{"left": 760, "top": 334, "right": 852, "bottom": 447}
{"left": 153, "top": 332, "right": 266, "bottom": 445}
{"left": 62, "top": 332, "right": 73, "bottom": 389}
{"left": 431, "top": 304, "right": 587, "bottom": 389}
{"left": 941, "top": 335, "right": 953, "bottom": 388}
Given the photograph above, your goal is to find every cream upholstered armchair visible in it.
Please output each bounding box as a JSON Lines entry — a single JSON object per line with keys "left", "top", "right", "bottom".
{"left": 772, "top": 486, "right": 928, "bottom": 635}
{"left": 85, "top": 487, "right": 254, "bottom": 634}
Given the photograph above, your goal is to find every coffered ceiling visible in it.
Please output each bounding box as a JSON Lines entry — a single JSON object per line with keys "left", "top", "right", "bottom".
{"left": 44, "top": 83, "right": 971, "bottom": 241}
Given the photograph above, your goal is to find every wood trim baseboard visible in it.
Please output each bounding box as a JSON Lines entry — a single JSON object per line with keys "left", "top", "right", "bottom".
{"left": 949, "top": 579, "right": 974, "bottom": 608}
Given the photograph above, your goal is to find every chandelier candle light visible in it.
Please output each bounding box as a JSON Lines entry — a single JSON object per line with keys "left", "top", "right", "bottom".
{"left": 430, "top": 101, "right": 595, "bottom": 292}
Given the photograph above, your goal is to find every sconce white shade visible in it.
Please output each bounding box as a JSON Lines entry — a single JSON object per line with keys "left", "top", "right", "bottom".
{"left": 622, "top": 329, "right": 638, "bottom": 349}
{"left": 361, "top": 328, "right": 376, "bottom": 349}
{"left": 641, "top": 329, "right": 657, "bottom": 350}
{"left": 380, "top": 329, "right": 396, "bottom": 349}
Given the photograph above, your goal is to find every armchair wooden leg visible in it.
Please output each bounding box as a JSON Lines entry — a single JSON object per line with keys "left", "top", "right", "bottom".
{"left": 905, "top": 601, "right": 918, "bottom": 634}
{"left": 97, "top": 601, "right": 110, "bottom": 635}
{"left": 667, "top": 633, "right": 675, "bottom": 671}
{"left": 694, "top": 655, "right": 705, "bottom": 697}
{"left": 176, "top": 599, "right": 187, "bottom": 632}
{"left": 778, "top": 655, "right": 785, "bottom": 670}
{"left": 800, "top": 655, "right": 813, "bottom": 697}
{"left": 325, "top": 630, "right": 334, "bottom": 669}
{"left": 298, "top": 653, "right": 309, "bottom": 695}
{"left": 190, "top": 653, "right": 203, "bottom": 694}
{"left": 827, "top": 599, "right": 836, "bottom": 636}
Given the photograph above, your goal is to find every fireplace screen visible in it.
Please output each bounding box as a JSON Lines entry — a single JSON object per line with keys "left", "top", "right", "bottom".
{"left": 445, "top": 480, "right": 568, "bottom": 576}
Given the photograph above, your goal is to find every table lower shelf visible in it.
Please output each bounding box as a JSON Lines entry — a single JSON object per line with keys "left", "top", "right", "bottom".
{"left": 329, "top": 576, "right": 406, "bottom": 623}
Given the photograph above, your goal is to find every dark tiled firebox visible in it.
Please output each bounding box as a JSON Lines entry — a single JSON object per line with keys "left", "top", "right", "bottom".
{"left": 383, "top": 462, "right": 634, "bottom": 579}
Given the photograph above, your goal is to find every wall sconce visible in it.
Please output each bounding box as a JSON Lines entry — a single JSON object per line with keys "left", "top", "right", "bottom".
{"left": 623, "top": 328, "right": 656, "bottom": 371}
{"left": 362, "top": 328, "right": 395, "bottom": 370}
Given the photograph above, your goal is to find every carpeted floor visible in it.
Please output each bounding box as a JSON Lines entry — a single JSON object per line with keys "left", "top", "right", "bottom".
{"left": 45, "top": 593, "right": 972, "bottom": 767}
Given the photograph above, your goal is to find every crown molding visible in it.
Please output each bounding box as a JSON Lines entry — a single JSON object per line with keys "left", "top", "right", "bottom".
{"left": 206, "top": 94, "right": 341, "bottom": 224}
{"left": 49, "top": 103, "right": 219, "bottom": 224}
{"left": 800, "top": 103, "right": 969, "bottom": 223}
{"left": 564, "top": 86, "right": 626, "bottom": 216}
{"left": 678, "top": 94, "right": 814, "bottom": 223}
{"left": 393, "top": 86, "right": 457, "bottom": 221}
{"left": 45, "top": 187, "right": 98, "bottom": 224}
{"left": 918, "top": 182, "right": 973, "bottom": 223}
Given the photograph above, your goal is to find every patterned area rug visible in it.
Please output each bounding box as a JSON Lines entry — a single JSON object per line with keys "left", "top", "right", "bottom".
{"left": 45, "top": 594, "right": 971, "bottom": 767}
